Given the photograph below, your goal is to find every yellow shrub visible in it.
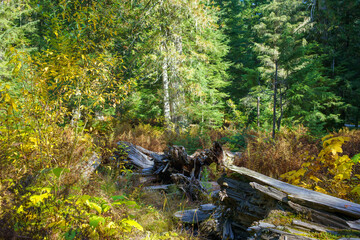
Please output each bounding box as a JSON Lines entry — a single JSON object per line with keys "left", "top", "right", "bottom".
{"left": 281, "top": 134, "right": 355, "bottom": 199}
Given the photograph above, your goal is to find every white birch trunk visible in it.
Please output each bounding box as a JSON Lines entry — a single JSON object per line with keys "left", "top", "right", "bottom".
{"left": 162, "top": 44, "right": 171, "bottom": 131}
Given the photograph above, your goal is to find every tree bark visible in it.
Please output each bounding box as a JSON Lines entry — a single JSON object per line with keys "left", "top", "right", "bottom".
{"left": 257, "top": 96, "right": 260, "bottom": 127}
{"left": 277, "top": 87, "right": 283, "bottom": 131}
{"left": 272, "top": 61, "right": 278, "bottom": 139}
{"left": 162, "top": 43, "right": 171, "bottom": 131}
{"left": 170, "top": 34, "right": 184, "bottom": 135}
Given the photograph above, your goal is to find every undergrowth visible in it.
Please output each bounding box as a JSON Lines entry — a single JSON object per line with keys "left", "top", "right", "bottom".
{"left": 114, "top": 122, "right": 235, "bottom": 154}
{"left": 281, "top": 129, "right": 360, "bottom": 201}
{"left": 233, "top": 125, "right": 360, "bottom": 201}
{"left": 234, "top": 126, "right": 320, "bottom": 178}
{"left": 0, "top": 116, "right": 202, "bottom": 239}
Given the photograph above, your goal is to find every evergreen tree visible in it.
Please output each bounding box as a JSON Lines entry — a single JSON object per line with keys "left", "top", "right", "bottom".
{"left": 310, "top": 0, "right": 360, "bottom": 127}
{"left": 115, "top": 0, "right": 229, "bottom": 130}
{"left": 216, "top": 0, "right": 266, "bottom": 127}
{"left": 253, "top": 0, "right": 306, "bottom": 137}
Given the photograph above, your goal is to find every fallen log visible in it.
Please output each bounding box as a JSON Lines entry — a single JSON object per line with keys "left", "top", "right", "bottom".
{"left": 116, "top": 141, "right": 226, "bottom": 181}
{"left": 116, "top": 141, "right": 154, "bottom": 169}
{"left": 216, "top": 165, "right": 360, "bottom": 239}
{"left": 164, "top": 141, "right": 225, "bottom": 179}
{"left": 227, "top": 165, "right": 360, "bottom": 219}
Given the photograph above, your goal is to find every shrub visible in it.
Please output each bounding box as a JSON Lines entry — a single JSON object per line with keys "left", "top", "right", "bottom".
{"left": 234, "top": 126, "right": 320, "bottom": 178}
{"left": 114, "top": 123, "right": 166, "bottom": 152}
{"left": 280, "top": 134, "right": 358, "bottom": 200}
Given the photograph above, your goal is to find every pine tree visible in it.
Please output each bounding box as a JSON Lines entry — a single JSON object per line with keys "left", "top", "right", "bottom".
{"left": 253, "top": 0, "right": 311, "bottom": 137}
{"left": 310, "top": 0, "right": 360, "bottom": 127}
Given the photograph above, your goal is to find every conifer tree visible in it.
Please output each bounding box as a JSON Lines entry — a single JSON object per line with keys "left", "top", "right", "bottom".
{"left": 254, "top": 0, "right": 310, "bottom": 137}
{"left": 115, "top": 0, "right": 229, "bottom": 130}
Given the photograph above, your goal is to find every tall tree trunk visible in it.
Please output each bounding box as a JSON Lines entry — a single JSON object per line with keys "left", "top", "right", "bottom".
{"left": 277, "top": 87, "right": 283, "bottom": 131}
{"left": 170, "top": 34, "right": 184, "bottom": 135}
{"left": 272, "top": 61, "right": 278, "bottom": 139}
{"left": 257, "top": 96, "right": 260, "bottom": 127}
{"left": 162, "top": 43, "right": 171, "bottom": 131}
{"left": 257, "top": 76, "right": 261, "bottom": 128}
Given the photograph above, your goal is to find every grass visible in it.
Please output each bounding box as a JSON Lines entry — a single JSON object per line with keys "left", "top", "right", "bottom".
{"left": 83, "top": 167, "right": 204, "bottom": 239}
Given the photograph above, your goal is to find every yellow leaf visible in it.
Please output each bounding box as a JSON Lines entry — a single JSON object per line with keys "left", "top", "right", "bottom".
{"left": 314, "top": 186, "right": 328, "bottom": 194}
{"left": 122, "top": 219, "right": 143, "bottom": 231}
{"left": 334, "top": 174, "right": 344, "bottom": 181}
{"left": 29, "top": 193, "right": 50, "bottom": 205}
{"left": 87, "top": 201, "right": 102, "bottom": 214}
{"left": 17, "top": 205, "right": 24, "bottom": 214}
{"left": 302, "top": 162, "right": 311, "bottom": 168}
{"left": 309, "top": 176, "right": 322, "bottom": 183}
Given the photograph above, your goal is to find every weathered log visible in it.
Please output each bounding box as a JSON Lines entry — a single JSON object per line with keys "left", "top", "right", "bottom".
{"left": 160, "top": 141, "right": 226, "bottom": 179}
{"left": 117, "top": 141, "right": 154, "bottom": 169}
{"left": 292, "top": 219, "right": 330, "bottom": 233}
{"left": 253, "top": 227, "right": 318, "bottom": 240}
{"left": 250, "top": 182, "right": 288, "bottom": 203}
{"left": 287, "top": 201, "right": 351, "bottom": 229}
{"left": 170, "top": 173, "right": 207, "bottom": 200}
{"left": 174, "top": 204, "right": 216, "bottom": 224}
{"left": 144, "top": 184, "right": 174, "bottom": 191}
{"left": 227, "top": 165, "right": 360, "bottom": 219}
{"left": 81, "top": 152, "right": 101, "bottom": 180}
{"left": 217, "top": 165, "right": 360, "bottom": 239}
{"left": 217, "top": 176, "right": 281, "bottom": 232}
{"left": 165, "top": 145, "right": 189, "bottom": 172}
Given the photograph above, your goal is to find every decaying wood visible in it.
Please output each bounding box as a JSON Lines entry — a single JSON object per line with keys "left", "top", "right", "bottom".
{"left": 217, "top": 164, "right": 360, "bottom": 239}
{"left": 164, "top": 141, "right": 225, "bottom": 179}
{"left": 227, "top": 165, "right": 360, "bottom": 219}
{"left": 250, "top": 182, "right": 288, "bottom": 202}
{"left": 114, "top": 141, "right": 360, "bottom": 239}
{"left": 81, "top": 152, "right": 101, "bottom": 180}
{"left": 117, "top": 141, "right": 225, "bottom": 182}
{"left": 170, "top": 173, "right": 207, "bottom": 200}
{"left": 248, "top": 222, "right": 318, "bottom": 240}
{"left": 254, "top": 228, "right": 318, "bottom": 240}
{"left": 116, "top": 141, "right": 154, "bottom": 169}
{"left": 292, "top": 219, "right": 329, "bottom": 233}
{"left": 144, "top": 184, "right": 174, "bottom": 191}
{"left": 174, "top": 204, "right": 216, "bottom": 224}
{"left": 287, "top": 201, "right": 351, "bottom": 229}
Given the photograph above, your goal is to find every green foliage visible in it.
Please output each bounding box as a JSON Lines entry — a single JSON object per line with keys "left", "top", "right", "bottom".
{"left": 1, "top": 171, "right": 144, "bottom": 239}
{"left": 352, "top": 154, "right": 360, "bottom": 164}
{"left": 220, "top": 132, "right": 246, "bottom": 152}
{"left": 116, "top": 0, "right": 230, "bottom": 129}
{"left": 2, "top": 0, "right": 360, "bottom": 237}
{"left": 0, "top": 0, "right": 37, "bottom": 82}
